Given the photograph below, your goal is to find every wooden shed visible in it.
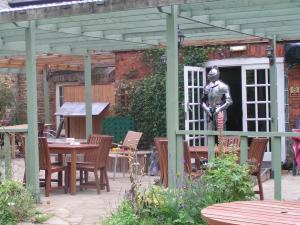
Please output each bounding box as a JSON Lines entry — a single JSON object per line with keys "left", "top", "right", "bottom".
{"left": 55, "top": 102, "right": 109, "bottom": 139}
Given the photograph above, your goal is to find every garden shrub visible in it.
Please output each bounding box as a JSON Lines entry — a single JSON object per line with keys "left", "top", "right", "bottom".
{"left": 0, "top": 180, "right": 35, "bottom": 225}
{"left": 104, "top": 152, "right": 255, "bottom": 225}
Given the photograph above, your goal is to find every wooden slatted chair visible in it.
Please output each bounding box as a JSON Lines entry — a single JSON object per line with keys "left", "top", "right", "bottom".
{"left": 38, "top": 137, "right": 68, "bottom": 197}
{"left": 109, "top": 131, "right": 143, "bottom": 179}
{"left": 77, "top": 135, "right": 113, "bottom": 194}
{"left": 247, "top": 137, "right": 269, "bottom": 200}
{"left": 155, "top": 138, "right": 203, "bottom": 187}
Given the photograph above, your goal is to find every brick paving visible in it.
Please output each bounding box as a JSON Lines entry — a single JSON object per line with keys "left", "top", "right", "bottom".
{"left": 12, "top": 158, "right": 300, "bottom": 225}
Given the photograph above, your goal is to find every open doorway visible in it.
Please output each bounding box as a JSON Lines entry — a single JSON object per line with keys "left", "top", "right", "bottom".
{"left": 219, "top": 67, "right": 242, "bottom": 131}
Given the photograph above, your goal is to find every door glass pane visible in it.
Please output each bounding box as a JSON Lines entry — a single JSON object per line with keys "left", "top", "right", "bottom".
{"left": 247, "top": 87, "right": 255, "bottom": 101}
{"left": 247, "top": 104, "right": 255, "bottom": 118}
{"left": 188, "top": 71, "right": 192, "bottom": 86}
{"left": 258, "top": 104, "right": 266, "bottom": 118}
{"left": 257, "top": 86, "right": 266, "bottom": 101}
{"left": 189, "top": 109, "right": 193, "bottom": 120}
{"left": 258, "top": 121, "right": 267, "bottom": 131}
{"left": 199, "top": 72, "right": 203, "bottom": 85}
{"left": 194, "top": 105, "right": 199, "bottom": 120}
{"left": 194, "top": 71, "right": 198, "bottom": 86}
{"left": 194, "top": 122, "right": 199, "bottom": 130}
{"left": 188, "top": 89, "right": 192, "bottom": 102}
{"left": 189, "top": 123, "right": 193, "bottom": 130}
{"left": 247, "top": 121, "right": 256, "bottom": 131}
{"left": 257, "top": 69, "right": 266, "bottom": 84}
{"left": 246, "top": 70, "right": 255, "bottom": 84}
{"left": 194, "top": 89, "right": 199, "bottom": 102}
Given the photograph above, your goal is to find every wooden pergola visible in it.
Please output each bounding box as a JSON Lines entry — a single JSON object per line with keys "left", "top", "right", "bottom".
{"left": 1, "top": 0, "right": 300, "bottom": 201}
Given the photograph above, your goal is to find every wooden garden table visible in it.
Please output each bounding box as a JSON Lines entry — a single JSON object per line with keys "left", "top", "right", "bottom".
{"left": 201, "top": 200, "right": 300, "bottom": 225}
{"left": 48, "top": 143, "right": 99, "bottom": 195}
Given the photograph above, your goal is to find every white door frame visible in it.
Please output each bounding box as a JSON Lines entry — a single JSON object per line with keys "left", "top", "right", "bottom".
{"left": 205, "top": 57, "right": 285, "bottom": 161}
{"left": 184, "top": 66, "right": 207, "bottom": 146}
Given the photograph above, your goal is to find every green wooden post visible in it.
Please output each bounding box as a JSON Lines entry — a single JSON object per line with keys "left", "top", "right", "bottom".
{"left": 269, "top": 35, "right": 281, "bottom": 200}
{"left": 84, "top": 53, "right": 93, "bottom": 138}
{"left": 207, "top": 135, "right": 215, "bottom": 162}
{"left": 25, "top": 20, "right": 40, "bottom": 202}
{"left": 43, "top": 68, "right": 50, "bottom": 124}
{"left": 166, "top": 5, "right": 181, "bottom": 188}
{"left": 176, "top": 135, "right": 184, "bottom": 187}
{"left": 240, "top": 136, "right": 248, "bottom": 164}
{"left": 4, "top": 133, "right": 12, "bottom": 179}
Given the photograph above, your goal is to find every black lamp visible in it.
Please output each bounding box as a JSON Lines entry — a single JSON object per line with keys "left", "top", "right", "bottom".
{"left": 177, "top": 25, "right": 185, "bottom": 48}
{"left": 161, "top": 26, "right": 185, "bottom": 63}
{"left": 266, "top": 45, "right": 274, "bottom": 65}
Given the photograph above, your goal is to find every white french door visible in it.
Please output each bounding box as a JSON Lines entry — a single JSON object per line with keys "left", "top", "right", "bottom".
{"left": 184, "top": 66, "right": 207, "bottom": 146}
{"left": 242, "top": 65, "right": 272, "bottom": 160}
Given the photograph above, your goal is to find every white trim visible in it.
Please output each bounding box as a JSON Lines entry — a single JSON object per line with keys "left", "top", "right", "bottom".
{"left": 206, "top": 57, "right": 284, "bottom": 67}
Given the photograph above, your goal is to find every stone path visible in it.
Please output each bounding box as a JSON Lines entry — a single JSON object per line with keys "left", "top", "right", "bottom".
{"left": 12, "top": 158, "right": 300, "bottom": 225}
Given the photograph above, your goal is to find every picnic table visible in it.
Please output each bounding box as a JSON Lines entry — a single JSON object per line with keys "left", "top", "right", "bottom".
{"left": 201, "top": 200, "right": 300, "bottom": 225}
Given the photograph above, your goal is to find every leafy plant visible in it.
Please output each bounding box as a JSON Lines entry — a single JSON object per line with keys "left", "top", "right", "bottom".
{"left": 0, "top": 80, "right": 14, "bottom": 121}
{"left": 204, "top": 152, "right": 255, "bottom": 202}
{"left": 0, "top": 180, "right": 35, "bottom": 225}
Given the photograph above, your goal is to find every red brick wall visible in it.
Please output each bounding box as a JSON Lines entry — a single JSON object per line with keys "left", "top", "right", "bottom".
{"left": 115, "top": 51, "right": 152, "bottom": 80}
{"left": 288, "top": 65, "right": 300, "bottom": 129}
{"left": 208, "top": 43, "right": 285, "bottom": 60}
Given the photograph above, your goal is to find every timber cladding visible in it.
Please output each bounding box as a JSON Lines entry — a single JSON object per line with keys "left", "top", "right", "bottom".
{"left": 64, "top": 84, "right": 116, "bottom": 105}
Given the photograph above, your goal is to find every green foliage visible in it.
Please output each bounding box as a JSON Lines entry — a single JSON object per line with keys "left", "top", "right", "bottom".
{"left": 204, "top": 152, "right": 255, "bottom": 202}
{"left": 0, "top": 81, "right": 14, "bottom": 121}
{"left": 103, "top": 200, "right": 139, "bottom": 225}
{"left": 104, "top": 153, "right": 255, "bottom": 225}
{"left": 122, "top": 47, "right": 209, "bottom": 147}
{"left": 0, "top": 180, "right": 35, "bottom": 225}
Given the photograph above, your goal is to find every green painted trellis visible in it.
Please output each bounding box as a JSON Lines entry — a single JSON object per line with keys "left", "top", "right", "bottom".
{"left": 0, "top": 0, "right": 300, "bottom": 201}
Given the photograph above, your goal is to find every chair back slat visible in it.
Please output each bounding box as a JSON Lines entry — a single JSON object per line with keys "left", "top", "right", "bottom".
{"left": 154, "top": 138, "right": 192, "bottom": 187}
{"left": 38, "top": 137, "right": 51, "bottom": 170}
{"left": 86, "top": 134, "right": 113, "bottom": 167}
{"left": 223, "top": 136, "right": 240, "bottom": 148}
{"left": 248, "top": 138, "right": 269, "bottom": 174}
{"left": 38, "top": 122, "right": 45, "bottom": 137}
{"left": 122, "top": 131, "right": 142, "bottom": 150}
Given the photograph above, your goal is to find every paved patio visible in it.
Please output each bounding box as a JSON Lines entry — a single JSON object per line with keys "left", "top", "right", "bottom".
{"left": 12, "top": 158, "right": 300, "bottom": 225}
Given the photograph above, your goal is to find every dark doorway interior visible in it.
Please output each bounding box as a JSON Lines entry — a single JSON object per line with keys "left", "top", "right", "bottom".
{"left": 219, "top": 67, "right": 242, "bottom": 131}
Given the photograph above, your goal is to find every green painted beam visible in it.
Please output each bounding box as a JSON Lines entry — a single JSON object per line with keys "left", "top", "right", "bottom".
{"left": 166, "top": 5, "right": 181, "bottom": 188}
{"left": 240, "top": 136, "right": 248, "bottom": 164}
{"left": 269, "top": 35, "right": 281, "bottom": 200}
{"left": 4, "top": 133, "right": 12, "bottom": 179}
{"left": 0, "top": 68, "right": 25, "bottom": 73}
{"left": 43, "top": 68, "right": 50, "bottom": 124}
{"left": 84, "top": 53, "right": 93, "bottom": 138}
{"left": 207, "top": 135, "right": 215, "bottom": 162}
{"left": 25, "top": 20, "right": 40, "bottom": 202}
{"left": 175, "top": 130, "right": 300, "bottom": 138}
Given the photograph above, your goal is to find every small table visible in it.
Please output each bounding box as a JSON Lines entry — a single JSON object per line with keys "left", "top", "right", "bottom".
{"left": 201, "top": 200, "right": 300, "bottom": 225}
{"left": 48, "top": 143, "right": 99, "bottom": 195}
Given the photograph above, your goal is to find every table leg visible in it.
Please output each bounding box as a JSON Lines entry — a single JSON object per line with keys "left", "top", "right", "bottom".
{"left": 70, "top": 151, "right": 77, "bottom": 195}
{"left": 58, "top": 154, "right": 63, "bottom": 186}
{"left": 113, "top": 155, "right": 118, "bottom": 181}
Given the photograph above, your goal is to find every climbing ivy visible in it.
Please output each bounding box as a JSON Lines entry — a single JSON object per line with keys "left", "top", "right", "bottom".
{"left": 116, "top": 46, "right": 210, "bottom": 147}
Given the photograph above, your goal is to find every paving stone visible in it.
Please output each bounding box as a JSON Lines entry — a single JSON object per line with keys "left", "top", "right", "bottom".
{"left": 44, "top": 216, "right": 70, "bottom": 225}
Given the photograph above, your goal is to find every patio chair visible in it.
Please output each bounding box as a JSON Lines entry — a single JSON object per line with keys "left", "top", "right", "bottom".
{"left": 38, "top": 137, "right": 68, "bottom": 197}
{"left": 109, "top": 131, "right": 143, "bottom": 180}
{"left": 155, "top": 138, "right": 203, "bottom": 187}
{"left": 247, "top": 137, "right": 269, "bottom": 200}
{"left": 76, "top": 135, "right": 113, "bottom": 194}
